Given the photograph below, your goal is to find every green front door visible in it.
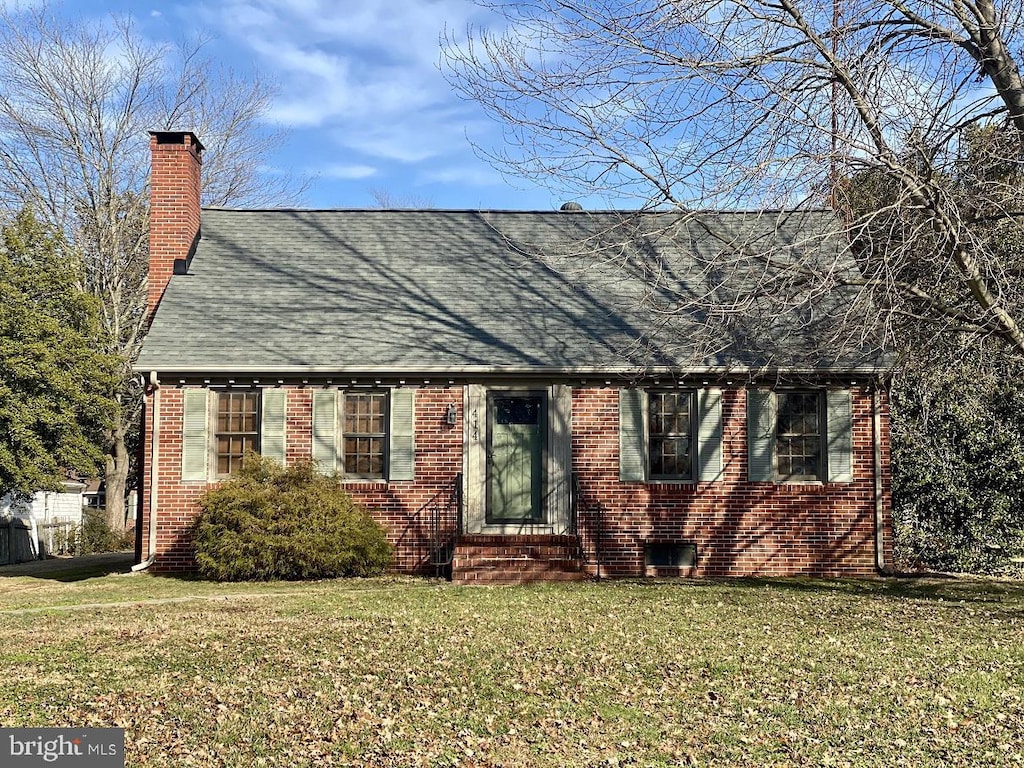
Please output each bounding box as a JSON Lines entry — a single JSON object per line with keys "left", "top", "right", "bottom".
{"left": 487, "top": 393, "right": 546, "bottom": 523}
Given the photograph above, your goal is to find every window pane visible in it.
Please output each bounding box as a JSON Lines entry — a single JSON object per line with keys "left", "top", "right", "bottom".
{"left": 495, "top": 396, "right": 541, "bottom": 425}
{"left": 776, "top": 392, "right": 821, "bottom": 480}
{"left": 648, "top": 391, "right": 693, "bottom": 479}
{"left": 217, "top": 436, "right": 232, "bottom": 476}
{"left": 343, "top": 393, "right": 386, "bottom": 478}
{"left": 342, "top": 437, "right": 385, "bottom": 476}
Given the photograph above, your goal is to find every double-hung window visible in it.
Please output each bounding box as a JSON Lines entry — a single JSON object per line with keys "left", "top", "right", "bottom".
{"left": 648, "top": 391, "right": 695, "bottom": 480}
{"left": 747, "top": 389, "right": 853, "bottom": 483}
{"left": 619, "top": 389, "right": 723, "bottom": 482}
{"left": 775, "top": 392, "right": 822, "bottom": 481}
{"left": 342, "top": 392, "right": 387, "bottom": 478}
{"left": 214, "top": 391, "right": 260, "bottom": 476}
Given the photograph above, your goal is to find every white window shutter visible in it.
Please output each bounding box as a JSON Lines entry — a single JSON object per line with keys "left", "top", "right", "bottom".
{"left": 389, "top": 388, "right": 415, "bottom": 481}
{"left": 261, "top": 389, "right": 287, "bottom": 464}
{"left": 181, "top": 389, "right": 209, "bottom": 482}
{"left": 826, "top": 389, "right": 854, "bottom": 483}
{"left": 747, "top": 389, "right": 776, "bottom": 482}
{"left": 312, "top": 390, "right": 338, "bottom": 472}
{"left": 619, "top": 389, "right": 646, "bottom": 481}
{"left": 696, "top": 388, "right": 723, "bottom": 481}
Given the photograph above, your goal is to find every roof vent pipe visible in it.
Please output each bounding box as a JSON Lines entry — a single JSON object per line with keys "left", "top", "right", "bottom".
{"left": 559, "top": 201, "right": 583, "bottom": 212}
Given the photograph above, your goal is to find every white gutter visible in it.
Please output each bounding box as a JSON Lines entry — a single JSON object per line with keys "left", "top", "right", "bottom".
{"left": 131, "top": 363, "right": 888, "bottom": 377}
{"left": 872, "top": 387, "right": 887, "bottom": 574}
{"left": 131, "top": 371, "right": 160, "bottom": 572}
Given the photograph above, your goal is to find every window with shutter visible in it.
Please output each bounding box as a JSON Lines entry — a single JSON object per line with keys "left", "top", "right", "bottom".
{"left": 649, "top": 391, "right": 694, "bottom": 480}
{"left": 618, "top": 388, "right": 722, "bottom": 482}
{"left": 747, "top": 388, "right": 855, "bottom": 483}
{"left": 311, "top": 388, "right": 414, "bottom": 480}
{"left": 214, "top": 391, "right": 260, "bottom": 476}
{"left": 183, "top": 389, "right": 283, "bottom": 480}
{"left": 343, "top": 392, "right": 387, "bottom": 479}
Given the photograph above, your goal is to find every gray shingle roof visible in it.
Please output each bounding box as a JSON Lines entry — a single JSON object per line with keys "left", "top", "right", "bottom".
{"left": 136, "top": 208, "right": 885, "bottom": 376}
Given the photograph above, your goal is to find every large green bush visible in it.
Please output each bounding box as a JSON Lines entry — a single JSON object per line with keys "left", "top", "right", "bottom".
{"left": 891, "top": 355, "right": 1024, "bottom": 577}
{"left": 193, "top": 456, "right": 393, "bottom": 580}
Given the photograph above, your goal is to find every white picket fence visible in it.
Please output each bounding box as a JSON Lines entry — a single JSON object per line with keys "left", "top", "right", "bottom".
{"left": 37, "top": 520, "right": 80, "bottom": 556}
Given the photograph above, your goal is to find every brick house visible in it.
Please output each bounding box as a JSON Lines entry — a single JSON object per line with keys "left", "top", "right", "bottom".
{"left": 135, "top": 131, "right": 892, "bottom": 582}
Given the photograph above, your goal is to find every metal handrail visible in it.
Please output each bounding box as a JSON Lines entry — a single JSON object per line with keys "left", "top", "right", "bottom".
{"left": 571, "top": 473, "right": 604, "bottom": 581}
{"left": 427, "top": 473, "right": 462, "bottom": 576}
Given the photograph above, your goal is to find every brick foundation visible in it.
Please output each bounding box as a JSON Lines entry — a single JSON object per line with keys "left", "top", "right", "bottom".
{"left": 571, "top": 387, "right": 891, "bottom": 577}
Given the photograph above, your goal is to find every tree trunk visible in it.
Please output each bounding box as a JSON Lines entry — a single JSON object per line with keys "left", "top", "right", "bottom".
{"left": 104, "top": 422, "right": 130, "bottom": 532}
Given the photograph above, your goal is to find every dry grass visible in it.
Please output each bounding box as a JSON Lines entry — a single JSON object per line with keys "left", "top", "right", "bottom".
{"left": 1, "top": 573, "right": 1022, "bottom": 767}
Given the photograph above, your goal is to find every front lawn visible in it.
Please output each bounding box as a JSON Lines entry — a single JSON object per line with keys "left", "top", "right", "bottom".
{"left": 1, "top": 574, "right": 1021, "bottom": 767}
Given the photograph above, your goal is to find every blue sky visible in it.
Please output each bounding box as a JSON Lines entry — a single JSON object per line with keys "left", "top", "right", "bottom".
{"left": 61, "top": 0, "right": 584, "bottom": 210}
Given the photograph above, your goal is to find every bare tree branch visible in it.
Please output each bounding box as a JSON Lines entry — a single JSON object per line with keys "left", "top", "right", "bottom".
{"left": 0, "top": 3, "right": 308, "bottom": 528}
{"left": 443, "top": 0, "right": 1024, "bottom": 366}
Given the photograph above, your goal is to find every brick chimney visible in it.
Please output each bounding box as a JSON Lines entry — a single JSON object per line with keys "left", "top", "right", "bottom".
{"left": 148, "top": 131, "right": 203, "bottom": 322}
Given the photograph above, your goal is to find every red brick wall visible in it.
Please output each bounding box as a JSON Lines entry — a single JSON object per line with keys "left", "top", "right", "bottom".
{"left": 140, "top": 386, "right": 465, "bottom": 574}
{"left": 147, "top": 132, "right": 202, "bottom": 320}
{"left": 572, "top": 387, "right": 891, "bottom": 577}
{"left": 139, "top": 384, "right": 891, "bottom": 578}
{"left": 139, "top": 387, "right": 208, "bottom": 572}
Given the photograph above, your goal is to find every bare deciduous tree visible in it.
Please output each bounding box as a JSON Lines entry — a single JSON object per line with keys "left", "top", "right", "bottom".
{"left": 0, "top": 3, "right": 306, "bottom": 530}
{"left": 443, "top": 0, "right": 1024, "bottom": 364}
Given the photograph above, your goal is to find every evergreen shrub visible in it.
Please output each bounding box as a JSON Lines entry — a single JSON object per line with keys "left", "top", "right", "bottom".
{"left": 81, "top": 509, "right": 133, "bottom": 554}
{"left": 193, "top": 455, "right": 392, "bottom": 580}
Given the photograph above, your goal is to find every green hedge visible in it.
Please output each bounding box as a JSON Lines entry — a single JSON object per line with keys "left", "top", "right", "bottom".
{"left": 193, "top": 455, "right": 392, "bottom": 580}
{"left": 891, "top": 358, "right": 1024, "bottom": 576}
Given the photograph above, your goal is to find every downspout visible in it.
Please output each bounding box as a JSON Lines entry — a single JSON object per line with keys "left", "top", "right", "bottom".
{"left": 872, "top": 385, "right": 887, "bottom": 574}
{"left": 131, "top": 371, "right": 160, "bottom": 572}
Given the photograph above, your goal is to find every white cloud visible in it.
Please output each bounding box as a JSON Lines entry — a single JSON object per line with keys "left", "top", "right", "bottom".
{"left": 168, "top": 0, "right": 532, "bottom": 206}
{"left": 418, "top": 164, "right": 505, "bottom": 187}
{"left": 182, "top": 0, "right": 502, "bottom": 173}
{"left": 320, "top": 163, "right": 377, "bottom": 180}
{"left": 248, "top": 0, "right": 476, "bottom": 68}
{"left": 337, "top": 127, "right": 441, "bottom": 164}
{"left": 249, "top": 37, "right": 342, "bottom": 83}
